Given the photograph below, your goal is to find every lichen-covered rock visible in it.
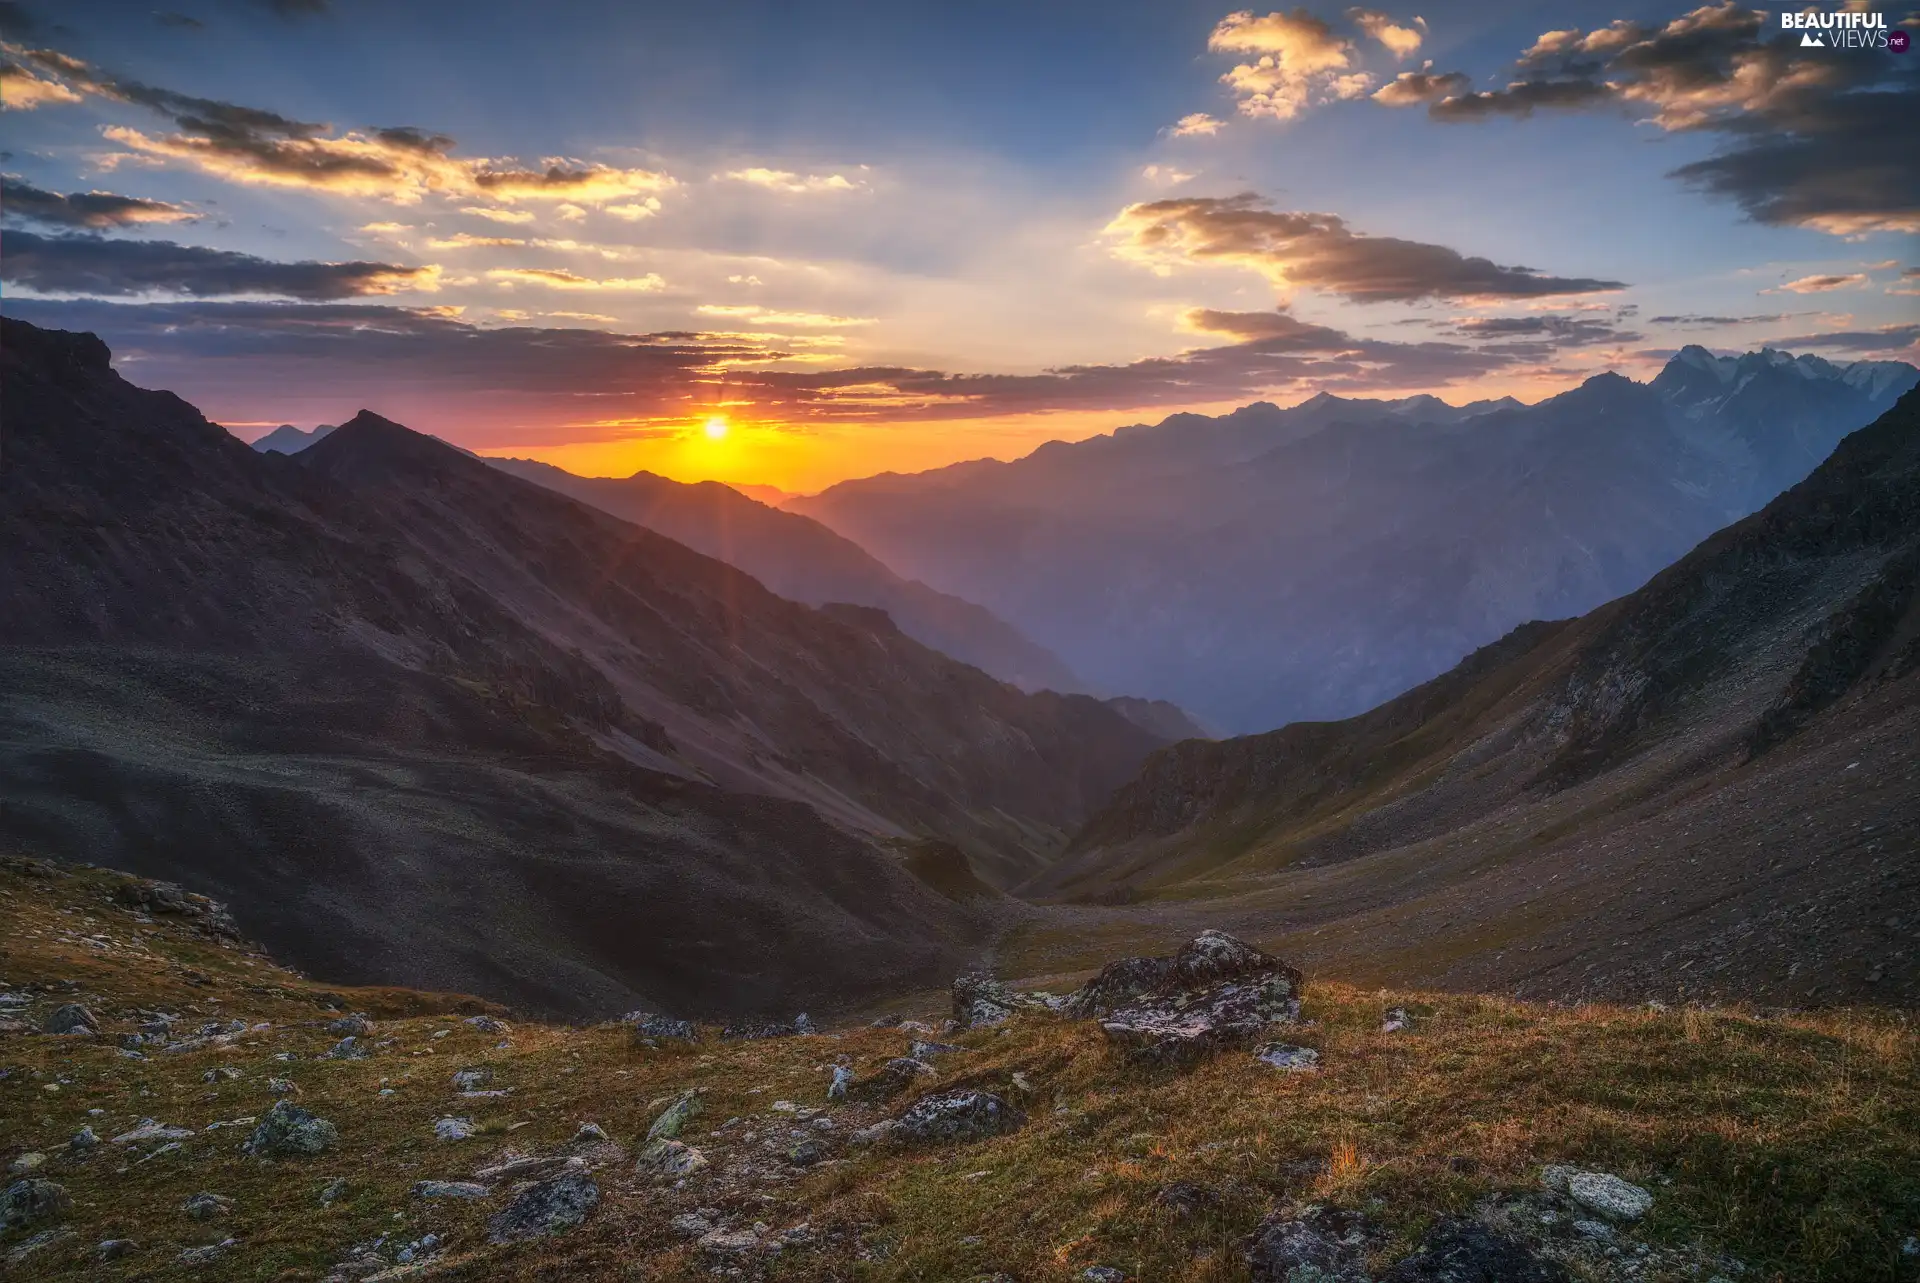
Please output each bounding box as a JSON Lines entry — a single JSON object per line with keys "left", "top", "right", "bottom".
{"left": 413, "top": 1180, "right": 491, "bottom": 1200}
{"left": 635, "top": 1139, "right": 709, "bottom": 1179}
{"left": 181, "top": 1192, "right": 233, "bottom": 1221}
{"left": 1567, "top": 1171, "right": 1653, "bottom": 1222}
{"left": 1074, "top": 931, "right": 1302, "bottom": 1068}
{"left": 487, "top": 1169, "right": 598, "bottom": 1242}
{"left": 855, "top": 1056, "right": 938, "bottom": 1101}
{"left": 1254, "top": 1043, "right": 1320, "bottom": 1071}
{"left": 789, "top": 1137, "right": 828, "bottom": 1166}
{"left": 1379, "top": 1218, "right": 1571, "bottom": 1282}
{"left": 433, "top": 1117, "right": 476, "bottom": 1142}
{"left": 322, "top": 1035, "right": 370, "bottom": 1061}
{"left": 112, "top": 1119, "right": 194, "bottom": 1144}
{"left": 1247, "top": 1205, "right": 1381, "bottom": 1282}
{"left": 464, "top": 1014, "right": 508, "bottom": 1034}
{"left": 827, "top": 1064, "right": 854, "bottom": 1101}
{"left": 720, "top": 1018, "right": 799, "bottom": 1039}
{"left": 892, "top": 1089, "right": 1025, "bottom": 1144}
{"left": 0, "top": 1179, "right": 70, "bottom": 1231}
{"left": 245, "top": 1102, "right": 338, "bottom": 1157}
{"left": 327, "top": 1012, "right": 373, "bottom": 1037}
{"left": 450, "top": 1066, "right": 492, "bottom": 1091}
{"left": 42, "top": 1003, "right": 98, "bottom": 1035}
{"left": 627, "top": 1012, "right": 698, "bottom": 1044}
{"left": 951, "top": 973, "right": 1034, "bottom": 1028}
{"left": 646, "top": 1089, "right": 704, "bottom": 1140}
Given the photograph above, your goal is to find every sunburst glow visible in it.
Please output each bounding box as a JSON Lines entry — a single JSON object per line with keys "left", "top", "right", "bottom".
{"left": 703, "top": 415, "right": 730, "bottom": 440}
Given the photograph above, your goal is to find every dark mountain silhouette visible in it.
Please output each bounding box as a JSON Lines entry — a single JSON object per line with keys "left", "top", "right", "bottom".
{"left": 1039, "top": 387, "right": 1920, "bottom": 1008}
{"left": 485, "top": 455, "right": 1084, "bottom": 693}
{"left": 249, "top": 422, "right": 335, "bottom": 454}
{"left": 792, "top": 354, "right": 1916, "bottom": 734}
{"left": 0, "top": 317, "right": 1172, "bottom": 1018}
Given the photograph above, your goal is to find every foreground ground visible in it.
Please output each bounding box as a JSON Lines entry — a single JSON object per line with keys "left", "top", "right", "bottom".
{"left": 2, "top": 856, "right": 1916, "bottom": 1282}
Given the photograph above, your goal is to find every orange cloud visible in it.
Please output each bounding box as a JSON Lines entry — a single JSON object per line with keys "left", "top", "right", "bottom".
{"left": 486, "top": 267, "right": 666, "bottom": 291}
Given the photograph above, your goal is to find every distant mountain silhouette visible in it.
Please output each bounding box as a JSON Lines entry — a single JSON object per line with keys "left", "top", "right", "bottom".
{"left": 250, "top": 422, "right": 335, "bottom": 454}
{"left": 486, "top": 456, "right": 1084, "bottom": 694}
{"left": 0, "top": 317, "right": 1171, "bottom": 1018}
{"left": 793, "top": 352, "right": 1917, "bottom": 733}
{"left": 1044, "top": 385, "right": 1920, "bottom": 1008}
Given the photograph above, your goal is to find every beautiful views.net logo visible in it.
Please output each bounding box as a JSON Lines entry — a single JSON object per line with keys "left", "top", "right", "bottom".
{"left": 1780, "top": 9, "right": 1903, "bottom": 49}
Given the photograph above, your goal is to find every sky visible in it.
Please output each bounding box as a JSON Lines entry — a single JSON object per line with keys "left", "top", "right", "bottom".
{"left": 2, "top": 0, "right": 1915, "bottom": 492}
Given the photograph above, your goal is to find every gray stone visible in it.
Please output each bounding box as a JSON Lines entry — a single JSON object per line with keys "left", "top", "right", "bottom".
{"left": 5, "top": 1229, "right": 72, "bottom": 1266}
{"left": 7, "top": 1153, "right": 45, "bottom": 1175}
{"left": 671, "top": 1210, "right": 716, "bottom": 1239}
{"left": 42, "top": 1003, "right": 98, "bottom": 1035}
{"left": 1380, "top": 1219, "right": 1570, "bottom": 1282}
{"left": 893, "top": 1089, "right": 1025, "bottom": 1144}
{"left": 177, "top": 1238, "right": 236, "bottom": 1265}
{"left": 1084, "top": 1268, "right": 1126, "bottom": 1282}
{"left": 182, "top": 1192, "right": 234, "bottom": 1220}
{"left": 111, "top": 1118, "right": 193, "bottom": 1144}
{"left": 1078, "top": 932, "right": 1303, "bottom": 1068}
{"left": 1568, "top": 1171, "right": 1654, "bottom": 1222}
{"left": 464, "top": 1014, "right": 508, "bottom": 1034}
{"left": 827, "top": 1064, "right": 853, "bottom": 1100}
{"left": 647, "top": 1089, "right": 704, "bottom": 1140}
{"left": 486, "top": 1169, "right": 598, "bottom": 1242}
{"left": 789, "top": 1137, "right": 828, "bottom": 1166}
{"left": 245, "top": 1101, "right": 339, "bottom": 1157}
{"left": 317, "top": 1178, "right": 348, "bottom": 1204}
{"left": 1254, "top": 1043, "right": 1321, "bottom": 1072}
{"left": 323, "top": 1035, "right": 370, "bottom": 1060}
{"left": 910, "top": 1039, "right": 966, "bottom": 1058}
{"left": 475, "top": 1154, "right": 576, "bottom": 1183}
{"left": 1247, "top": 1206, "right": 1381, "bottom": 1282}
{"left": 0, "top": 1178, "right": 70, "bottom": 1230}
{"left": 96, "top": 1239, "right": 138, "bottom": 1262}
{"left": 450, "top": 1066, "right": 492, "bottom": 1091}
{"left": 635, "top": 1139, "right": 709, "bottom": 1179}
{"left": 857, "top": 1056, "right": 938, "bottom": 1100}
{"left": 68, "top": 1125, "right": 98, "bottom": 1151}
{"left": 1381, "top": 1007, "right": 1410, "bottom": 1033}
{"left": 328, "top": 1013, "right": 374, "bottom": 1037}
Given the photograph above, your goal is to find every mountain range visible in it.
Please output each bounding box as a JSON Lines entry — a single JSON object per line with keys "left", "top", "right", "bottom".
{"left": 792, "top": 348, "right": 1917, "bottom": 734}
{"left": 0, "top": 317, "right": 1175, "bottom": 1018}
{"left": 1025, "top": 382, "right": 1920, "bottom": 1008}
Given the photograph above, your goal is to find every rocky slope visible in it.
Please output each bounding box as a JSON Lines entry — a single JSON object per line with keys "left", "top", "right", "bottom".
{"left": 482, "top": 456, "right": 1086, "bottom": 694}
{"left": 1031, "top": 387, "right": 1920, "bottom": 1010}
{"left": 0, "top": 317, "right": 1170, "bottom": 1016}
{"left": 793, "top": 352, "right": 1916, "bottom": 733}
{"left": 0, "top": 860, "right": 1910, "bottom": 1282}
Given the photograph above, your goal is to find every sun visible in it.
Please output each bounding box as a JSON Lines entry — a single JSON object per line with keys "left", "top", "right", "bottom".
{"left": 702, "top": 415, "right": 730, "bottom": 440}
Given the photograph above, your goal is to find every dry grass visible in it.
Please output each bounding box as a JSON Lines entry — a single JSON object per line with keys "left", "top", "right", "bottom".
{"left": 2, "top": 859, "right": 1916, "bottom": 1282}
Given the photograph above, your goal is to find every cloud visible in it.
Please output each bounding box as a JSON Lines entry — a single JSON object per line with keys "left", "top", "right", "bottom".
{"left": 720, "top": 168, "right": 860, "bottom": 194}
{"left": 461, "top": 206, "right": 538, "bottom": 225}
{"left": 426, "top": 232, "right": 527, "bottom": 250}
{"left": 1208, "top": 8, "right": 1365, "bottom": 120}
{"left": 2, "top": 230, "right": 437, "bottom": 299}
{"left": 1349, "top": 8, "right": 1424, "bottom": 58}
{"left": 1770, "top": 273, "right": 1868, "bottom": 294}
{"left": 6, "top": 296, "right": 1577, "bottom": 440}
{"left": 605, "top": 199, "right": 661, "bottom": 220}
{"left": 485, "top": 267, "right": 665, "bottom": 291}
{"left": 0, "top": 58, "right": 81, "bottom": 108}
{"left": 1371, "top": 68, "right": 1469, "bottom": 106}
{"left": 1168, "top": 112, "right": 1225, "bottom": 137}
{"left": 1106, "top": 192, "right": 1625, "bottom": 302}
{"left": 1, "top": 176, "right": 197, "bottom": 228}
{"left": 1444, "top": 313, "right": 1638, "bottom": 346}
{"left": 1765, "top": 322, "right": 1920, "bottom": 354}
{"left": 695, "top": 304, "right": 874, "bottom": 327}
{"left": 1646, "top": 312, "right": 1787, "bottom": 326}
{"left": 1141, "top": 164, "right": 1194, "bottom": 186}
{"left": 1406, "top": 2, "right": 1920, "bottom": 235}
{"left": 13, "top": 45, "right": 675, "bottom": 207}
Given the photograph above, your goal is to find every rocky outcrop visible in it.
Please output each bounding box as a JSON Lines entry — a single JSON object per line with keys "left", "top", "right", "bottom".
{"left": 892, "top": 1090, "right": 1025, "bottom": 1144}
{"left": 244, "top": 1102, "right": 338, "bottom": 1157}
{"left": 486, "top": 1169, "right": 598, "bottom": 1242}
{"left": 1380, "top": 1218, "right": 1571, "bottom": 1282}
{"left": 1071, "top": 931, "right": 1303, "bottom": 1067}
{"left": 1247, "top": 1205, "right": 1383, "bottom": 1283}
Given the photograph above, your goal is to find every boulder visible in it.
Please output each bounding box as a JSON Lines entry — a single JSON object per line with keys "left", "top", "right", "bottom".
{"left": 464, "top": 1014, "right": 508, "bottom": 1034}
{"left": 635, "top": 1139, "right": 709, "bottom": 1179}
{"left": 0, "top": 1179, "right": 70, "bottom": 1231}
{"left": 951, "top": 973, "right": 1035, "bottom": 1028}
{"left": 450, "top": 1066, "right": 492, "bottom": 1091}
{"left": 1254, "top": 1043, "right": 1320, "bottom": 1072}
{"left": 646, "top": 1089, "right": 704, "bottom": 1140}
{"left": 827, "top": 1064, "right": 854, "bottom": 1101}
{"left": 1567, "top": 1171, "right": 1654, "bottom": 1222}
{"left": 413, "top": 1180, "right": 491, "bottom": 1200}
{"left": 434, "top": 1117, "right": 476, "bottom": 1142}
{"left": 892, "top": 1089, "right": 1025, "bottom": 1144}
{"left": 322, "top": 1036, "right": 370, "bottom": 1061}
{"left": 246, "top": 1102, "right": 338, "bottom": 1157}
{"left": 95, "top": 1239, "right": 137, "bottom": 1262}
{"left": 1076, "top": 931, "right": 1302, "bottom": 1068}
{"left": 1380, "top": 1218, "right": 1571, "bottom": 1283}
{"left": 487, "top": 1169, "right": 599, "bottom": 1242}
{"left": 789, "top": 1137, "right": 828, "bottom": 1166}
{"left": 627, "top": 1013, "right": 697, "bottom": 1043}
{"left": 327, "top": 1013, "right": 374, "bottom": 1037}
{"left": 1247, "top": 1205, "right": 1381, "bottom": 1282}
{"left": 182, "top": 1192, "right": 233, "bottom": 1220}
{"left": 41, "top": 1003, "right": 98, "bottom": 1035}
{"left": 112, "top": 1119, "right": 194, "bottom": 1144}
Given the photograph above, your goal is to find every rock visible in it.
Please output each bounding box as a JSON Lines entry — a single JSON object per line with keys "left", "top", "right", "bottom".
{"left": 647, "top": 1089, "right": 704, "bottom": 1140}
{"left": 635, "top": 1139, "right": 709, "bottom": 1179}
{"left": 1254, "top": 1043, "right": 1320, "bottom": 1072}
{"left": 7, "top": 1153, "right": 46, "bottom": 1175}
{"left": 1567, "top": 1171, "right": 1654, "bottom": 1222}
{"left": 177, "top": 1238, "right": 236, "bottom": 1265}
{"left": 857, "top": 1056, "right": 938, "bottom": 1100}
{"left": 182, "top": 1192, "right": 234, "bottom": 1220}
{"left": 568, "top": 1121, "right": 612, "bottom": 1147}
{"left": 1382, "top": 1007, "right": 1410, "bottom": 1033}
{"left": 1152, "top": 1181, "right": 1218, "bottom": 1220}
{"left": 68, "top": 1125, "right": 98, "bottom": 1151}
{"left": 450, "top": 1066, "right": 492, "bottom": 1091}
{"left": 910, "top": 1039, "right": 966, "bottom": 1058}
{"left": 1537, "top": 1164, "right": 1578, "bottom": 1193}
{"left": 1084, "top": 1269, "right": 1126, "bottom": 1282}
{"left": 827, "top": 1064, "right": 854, "bottom": 1100}
{"left": 203, "top": 1065, "right": 242, "bottom": 1083}
{"left": 112, "top": 1118, "right": 194, "bottom": 1144}
{"left": 487, "top": 1169, "right": 598, "bottom": 1242}
{"left": 893, "top": 1089, "right": 1025, "bottom": 1144}
{"left": 96, "top": 1239, "right": 138, "bottom": 1261}
{"left": 720, "top": 1018, "right": 799, "bottom": 1039}
{"left": 433, "top": 1117, "right": 476, "bottom": 1142}
{"left": 672, "top": 1210, "right": 716, "bottom": 1238}
{"left": 789, "top": 1137, "right": 828, "bottom": 1166}
{"left": 267, "top": 1077, "right": 300, "bottom": 1096}
{"left": 951, "top": 973, "right": 1034, "bottom": 1028}
{"left": 323, "top": 1035, "right": 371, "bottom": 1060}
{"left": 869, "top": 1013, "right": 904, "bottom": 1028}
{"left": 317, "top": 1178, "right": 348, "bottom": 1204}
{"left": 851, "top": 1119, "right": 897, "bottom": 1145}
{"left": 475, "top": 1154, "right": 577, "bottom": 1183}
{"left": 328, "top": 1013, "right": 374, "bottom": 1037}
{"left": 698, "top": 1226, "right": 762, "bottom": 1256}
{"left": 794, "top": 1012, "right": 819, "bottom": 1034}
{"left": 464, "top": 1014, "right": 508, "bottom": 1034}
{"left": 413, "top": 1180, "right": 491, "bottom": 1200}
{"left": 1074, "top": 932, "right": 1302, "bottom": 1067}
{"left": 41, "top": 1003, "right": 98, "bottom": 1035}
{"left": 1380, "top": 1218, "right": 1571, "bottom": 1283}
{"left": 245, "top": 1101, "right": 339, "bottom": 1157}
{"left": 0, "top": 1178, "right": 70, "bottom": 1230}
{"left": 1247, "top": 1206, "right": 1381, "bottom": 1282}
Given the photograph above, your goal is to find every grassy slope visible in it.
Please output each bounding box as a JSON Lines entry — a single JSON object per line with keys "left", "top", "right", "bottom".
{"left": 2, "top": 858, "right": 1915, "bottom": 1283}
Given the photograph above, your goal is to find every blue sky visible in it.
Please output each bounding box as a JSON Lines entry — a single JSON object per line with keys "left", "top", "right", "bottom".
{"left": 3, "top": 0, "right": 1914, "bottom": 488}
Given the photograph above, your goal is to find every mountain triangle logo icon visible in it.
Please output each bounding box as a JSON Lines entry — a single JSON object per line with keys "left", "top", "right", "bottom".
{"left": 1800, "top": 30, "right": 1825, "bottom": 46}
